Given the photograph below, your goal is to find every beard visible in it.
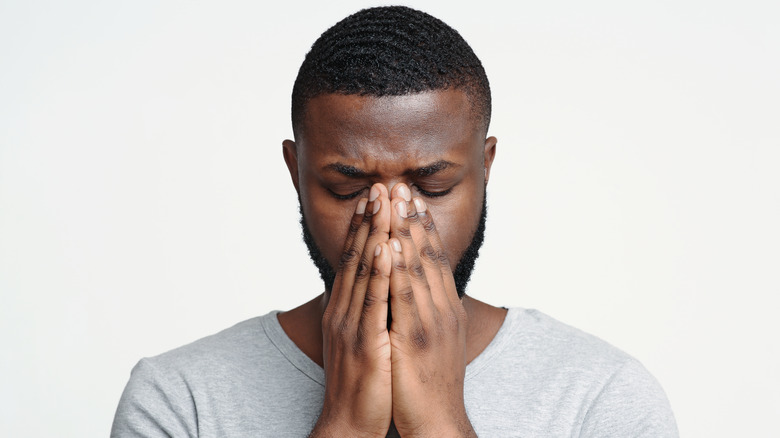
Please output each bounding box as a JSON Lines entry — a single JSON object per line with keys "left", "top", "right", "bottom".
{"left": 299, "top": 193, "right": 487, "bottom": 299}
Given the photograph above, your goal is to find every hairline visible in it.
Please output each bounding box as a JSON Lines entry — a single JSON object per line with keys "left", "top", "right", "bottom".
{"left": 292, "top": 86, "right": 490, "bottom": 142}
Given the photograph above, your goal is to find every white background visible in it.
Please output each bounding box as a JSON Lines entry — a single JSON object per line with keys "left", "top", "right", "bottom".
{"left": 1, "top": 0, "right": 778, "bottom": 436}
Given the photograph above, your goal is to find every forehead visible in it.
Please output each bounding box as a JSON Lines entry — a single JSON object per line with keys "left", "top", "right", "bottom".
{"left": 297, "top": 90, "right": 482, "bottom": 166}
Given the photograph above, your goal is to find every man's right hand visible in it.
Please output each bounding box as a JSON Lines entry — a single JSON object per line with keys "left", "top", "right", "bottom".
{"left": 310, "top": 183, "right": 393, "bottom": 438}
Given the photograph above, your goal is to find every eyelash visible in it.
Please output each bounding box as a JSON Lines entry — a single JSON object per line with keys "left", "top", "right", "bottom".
{"left": 415, "top": 186, "right": 453, "bottom": 198}
{"left": 328, "top": 186, "right": 453, "bottom": 200}
{"left": 328, "top": 188, "right": 366, "bottom": 200}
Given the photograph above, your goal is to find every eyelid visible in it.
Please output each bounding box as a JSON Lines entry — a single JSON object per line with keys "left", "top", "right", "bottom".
{"left": 413, "top": 184, "right": 454, "bottom": 198}
{"left": 328, "top": 182, "right": 454, "bottom": 200}
{"left": 327, "top": 187, "right": 367, "bottom": 200}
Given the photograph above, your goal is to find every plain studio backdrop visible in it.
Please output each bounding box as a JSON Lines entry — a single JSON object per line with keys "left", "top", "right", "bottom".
{"left": 1, "top": 0, "right": 778, "bottom": 436}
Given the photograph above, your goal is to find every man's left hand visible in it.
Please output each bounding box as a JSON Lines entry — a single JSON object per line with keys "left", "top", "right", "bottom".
{"left": 386, "top": 184, "right": 476, "bottom": 438}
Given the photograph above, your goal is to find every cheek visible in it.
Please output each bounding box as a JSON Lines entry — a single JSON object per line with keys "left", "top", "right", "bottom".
{"left": 428, "top": 187, "right": 483, "bottom": 263}
{"left": 303, "top": 194, "right": 355, "bottom": 266}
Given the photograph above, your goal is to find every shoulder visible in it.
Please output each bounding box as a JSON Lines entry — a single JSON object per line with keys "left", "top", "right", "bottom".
{"left": 467, "top": 308, "right": 678, "bottom": 436}
{"left": 504, "top": 308, "right": 671, "bottom": 394}
{"left": 500, "top": 308, "right": 634, "bottom": 372}
{"left": 111, "top": 312, "right": 282, "bottom": 437}
{"left": 122, "top": 311, "right": 291, "bottom": 398}
{"left": 579, "top": 355, "right": 678, "bottom": 437}
{"left": 142, "top": 313, "right": 275, "bottom": 372}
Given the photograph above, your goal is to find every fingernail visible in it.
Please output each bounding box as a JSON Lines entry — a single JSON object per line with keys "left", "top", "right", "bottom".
{"left": 413, "top": 198, "right": 426, "bottom": 213}
{"left": 397, "top": 184, "right": 411, "bottom": 202}
{"left": 356, "top": 198, "right": 368, "bottom": 215}
{"left": 374, "top": 244, "right": 382, "bottom": 256}
{"left": 372, "top": 199, "right": 381, "bottom": 214}
{"left": 391, "top": 239, "right": 401, "bottom": 252}
{"left": 407, "top": 199, "right": 417, "bottom": 217}
{"left": 395, "top": 201, "right": 407, "bottom": 218}
{"left": 369, "top": 185, "right": 380, "bottom": 202}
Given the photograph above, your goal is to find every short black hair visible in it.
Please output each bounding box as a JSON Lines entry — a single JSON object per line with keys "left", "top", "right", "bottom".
{"left": 291, "top": 6, "right": 491, "bottom": 137}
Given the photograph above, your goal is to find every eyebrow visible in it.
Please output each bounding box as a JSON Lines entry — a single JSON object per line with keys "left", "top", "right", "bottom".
{"left": 323, "top": 160, "right": 458, "bottom": 178}
{"left": 323, "top": 163, "right": 374, "bottom": 178}
{"left": 411, "top": 160, "right": 457, "bottom": 177}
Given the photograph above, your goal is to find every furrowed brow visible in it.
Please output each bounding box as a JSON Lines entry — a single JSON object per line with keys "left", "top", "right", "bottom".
{"left": 323, "top": 163, "right": 374, "bottom": 178}
{"left": 323, "top": 160, "right": 459, "bottom": 178}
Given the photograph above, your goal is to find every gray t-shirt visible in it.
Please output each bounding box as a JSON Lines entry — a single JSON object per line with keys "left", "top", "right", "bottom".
{"left": 111, "top": 308, "right": 678, "bottom": 437}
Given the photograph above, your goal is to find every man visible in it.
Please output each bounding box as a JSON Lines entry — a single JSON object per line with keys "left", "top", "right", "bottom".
{"left": 112, "top": 6, "right": 677, "bottom": 437}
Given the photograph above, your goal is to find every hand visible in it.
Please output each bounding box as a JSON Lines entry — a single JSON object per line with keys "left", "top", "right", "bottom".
{"left": 311, "top": 184, "right": 394, "bottom": 437}
{"left": 386, "top": 184, "right": 476, "bottom": 438}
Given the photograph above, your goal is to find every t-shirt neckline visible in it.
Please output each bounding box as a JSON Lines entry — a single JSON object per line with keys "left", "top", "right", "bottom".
{"left": 261, "top": 307, "right": 522, "bottom": 386}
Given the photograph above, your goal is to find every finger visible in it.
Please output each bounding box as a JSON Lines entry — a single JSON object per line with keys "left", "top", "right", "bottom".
{"left": 412, "top": 197, "right": 458, "bottom": 305}
{"left": 390, "top": 195, "right": 435, "bottom": 312}
{"left": 329, "top": 197, "right": 371, "bottom": 314}
{"left": 359, "top": 242, "right": 391, "bottom": 337}
{"left": 348, "top": 183, "right": 390, "bottom": 317}
{"left": 411, "top": 198, "right": 449, "bottom": 269}
{"left": 387, "top": 237, "right": 420, "bottom": 333}
{"left": 405, "top": 197, "right": 449, "bottom": 309}
{"left": 341, "top": 197, "right": 369, "bottom": 254}
{"left": 364, "top": 184, "right": 391, "bottom": 257}
{"left": 390, "top": 182, "right": 411, "bottom": 204}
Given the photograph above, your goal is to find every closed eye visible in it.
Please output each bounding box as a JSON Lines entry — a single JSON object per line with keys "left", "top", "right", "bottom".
{"left": 328, "top": 188, "right": 367, "bottom": 200}
{"left": 415, "top": 186, "right": 453, "bottom": 198}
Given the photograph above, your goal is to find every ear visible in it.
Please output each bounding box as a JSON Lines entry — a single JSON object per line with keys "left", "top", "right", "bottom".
{"left": 282, "top": 139, "right": 300, "bottom": 194}
{"left": 483, "top": 136, "right": 497, "bottom": 186}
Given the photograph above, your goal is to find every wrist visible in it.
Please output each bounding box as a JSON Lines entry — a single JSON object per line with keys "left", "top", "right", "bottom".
{"left": 401, "top": 415, "right": 476, "bottom": 438}
{"left": 310, "top": 412, "right": 388, "bottom": 438}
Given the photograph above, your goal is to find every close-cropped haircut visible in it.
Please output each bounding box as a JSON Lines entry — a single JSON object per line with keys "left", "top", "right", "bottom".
{"left": 291, "top": 6, "right": 491, "bottom": 137}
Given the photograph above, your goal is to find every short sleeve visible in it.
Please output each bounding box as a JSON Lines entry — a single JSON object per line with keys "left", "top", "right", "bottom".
{"left": 579, "top": 358, "right": 678, "bottom": 437}
{"left": 111, "top": 359, "right": 198, "bottom": 438}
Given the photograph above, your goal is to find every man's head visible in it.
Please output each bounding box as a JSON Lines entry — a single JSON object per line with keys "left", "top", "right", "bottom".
{"left": 291, "top": 6, "right": 491, "bottom": 137}
{"left": 283, "top": 6, "right": 496, "bottom": 297}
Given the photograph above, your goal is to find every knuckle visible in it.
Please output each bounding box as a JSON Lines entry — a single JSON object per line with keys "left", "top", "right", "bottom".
{"left": 393, "top": 260, "right": 408, "bottom": 274}
{"left": 323, "top": 311, "right": 346, "bottom": 335}
{"left": 361, "top": 290, "right": 386, "bottom": 314}
{"left": 410, "top": 261, "right": 426, "bottom": 279}
{"left": 355, "top": 257, "right": 370, "bottom": 280}
{"left": 338, "top": 248, "right": 360, "bottom": 268}
{"left": 422, "top": 216, "right": 437, "bottom": 233}
{"left": 419, "top": 245, "right": 439, "bottom": 264}
{"left": 438, "top": 251, "right": 451, "bottom": 267}
{"left": 352, "top": 325, "right": 367, "bottom": 355}
{"left": 362, "top": 291, "right": 377, "bottom": 308}
{"left": 347, "top": 218, "right": 362, "bottom": 235}
{"left": 397, "top": 287, "right": 414, "bottom": 305}
{"left": 336, "top": 316, "right": 352, "bottom": 338}
{"left": 410, "top": 326, "right": 429, "bottom": 351}
{"left": 395, "top": 226, "right": 412, "bottom": 239}
{"left": 370, "top": 264, "right": 390, "bottom": 280}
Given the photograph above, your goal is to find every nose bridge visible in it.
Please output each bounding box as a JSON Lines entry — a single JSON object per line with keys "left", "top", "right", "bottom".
{"left": 384, "top": 179, "right": 401, "bottom": 194}
{"left": 378, "top": 173, "right": 413, "bottom": 194}
{"left": 366, "top": 158, "right": 410, "bottom": 193}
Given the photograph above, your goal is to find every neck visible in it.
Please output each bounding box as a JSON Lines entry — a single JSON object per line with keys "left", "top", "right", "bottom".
{"left": 277, "top": 292, "right": 507, "bottom": 368}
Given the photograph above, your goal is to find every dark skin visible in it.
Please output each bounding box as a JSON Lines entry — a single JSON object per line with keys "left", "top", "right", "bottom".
{"left": 280, "top": 89, "right": 506, "bottom": 437}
